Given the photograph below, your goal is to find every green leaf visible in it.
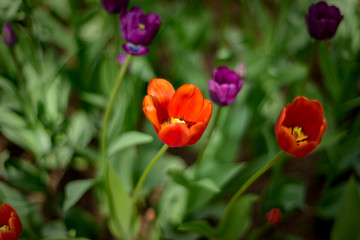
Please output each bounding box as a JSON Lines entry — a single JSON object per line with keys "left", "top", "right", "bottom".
{"left": 331, "top": 177, "right": 360, "bottom": 240}
{"left": 179, "top": 220, "right": 216, "bottom": 238}
{"left": 63, "top": 179, "right": 95, "bottom": 212}
{"left": 216, "top": 194, "right": 258, "bottom": 240}
{"left": 67, "top": 111, "right": 95, "bottom": 148}
{"left": 107, "top": 165, "right": 133, "bottom": 239}
{"left": 108, "top": 131, "right": 153, "bottom": 157}
{"left": 2, "top": 156, "right": 48, "bottom": 192}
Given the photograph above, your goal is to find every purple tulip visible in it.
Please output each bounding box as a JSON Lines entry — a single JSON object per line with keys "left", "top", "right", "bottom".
{"left": 120, "top": 7, "right": 161, "bottom": 56}
{"left": 101, "top": 0, "right": 128, "bottom": 14}
{"left": 208, "top": 66, "right": 244, "bottom": 106}
{"left": 2, "top": 22, "right": 18, "bottom": 47}
{"left": 306, "top": 1, "right": 343, "bottom": 40}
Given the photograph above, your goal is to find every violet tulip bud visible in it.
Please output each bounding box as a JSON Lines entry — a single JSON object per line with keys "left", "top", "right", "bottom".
{"left": 120, "top": 7, "right": 161, "bottom": 56}
{"left": 266, "top": 208, "right": 282, "bottom": 226}
{"left": 207, "top": 66, "right": 244, "bottom": 106}
{"left": 306, "top": 1, "right": 343, "bottom": 40}
{"left": 2, "top": 23, "right": 17, "bottom": 47}
{"left": 101, "top": 0, "right": 128, "bottom": 14}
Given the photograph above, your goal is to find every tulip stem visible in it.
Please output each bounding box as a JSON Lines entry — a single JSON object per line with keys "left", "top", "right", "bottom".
{"left": 219, "top": 150, "right": 286, "bottom": 228}
{"left": 101, "top": 54, "right": 132, "bottom": 178}
{"left": 113, "top": 14, "right": 120, "bottom": 54}
{"left": 300, "top": 41, "right": 319, "bottom": 95}
{"left": 195, "top": 106, "right": 222, "bottom": 177}
{"left": 133, "top": 144, "right": 169, "bottom": 202}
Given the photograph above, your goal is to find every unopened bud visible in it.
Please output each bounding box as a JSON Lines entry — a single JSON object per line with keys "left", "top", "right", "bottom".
{"left": 266, "top": 208, "right": 282, "bottom": 225}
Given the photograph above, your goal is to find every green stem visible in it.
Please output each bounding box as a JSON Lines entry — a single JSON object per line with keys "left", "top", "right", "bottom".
{"left": 133, "top": 144, "right": 169, "bottom": 202}
{"left": 220, "top": 150, "right": 286, "bottom": 226}
{"left": 300, "top": 41, "right": 319, "bottom": 95}
{"left": 195, "top": 106, "right": 222, "bottom": 177}
{"left": 100, "top": 54, "right": 132, "bottom": 178}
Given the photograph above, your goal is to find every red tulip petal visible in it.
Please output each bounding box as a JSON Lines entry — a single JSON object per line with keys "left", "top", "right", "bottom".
{"left": 275, "top": 126, "right": 298, "bottom": 153}
{"left": 169, "top": 84, "right": 204, "bottom": 122}
{"left": 9, "top": 212, "right": 22, "bottom": 235}
{"left": 0, "top": 204, "right": 14, "bottom": 226}
{"left": 188, "top": 122, "right": 206, "bottom": 145}
{"left": 289, "top": 141, "right": 318, "bottom": 158}
{"left": 0, "top": 230, "right": 18, "bottom": 240}
{"left": 158, "top": 122, "right": 190, "bottom": 147}
{"left": 194, "top": 99, "right": 212, "bottom": 125}
{"left": 283, "top": 96, "right": 325, "bottom": 141}
{"left": 143, "top": 95, "right": 170, "bottom": 132}
{"left": 147, "top": 78, "right": 175, "bottom": 110}
{"left": 143, "top": 95, "right": 161, "bottom": 131}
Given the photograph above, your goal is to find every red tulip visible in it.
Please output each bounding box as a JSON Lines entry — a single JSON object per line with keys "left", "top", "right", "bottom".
{"left": 274, "top": 96, "right": 327, "bottom": 158}
{"left": 266, "top": 208, "right": 282, "bottom": 225}
{"left": 143, "top": 78, "right": 212, "bottom": 147}
{"left": 0, "top": 203, "right": 22, "bottom": 240}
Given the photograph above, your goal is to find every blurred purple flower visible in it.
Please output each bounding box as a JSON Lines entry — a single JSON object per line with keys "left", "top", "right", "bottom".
{"left": 101, "top": 0, "right": 128, "bottom": 14}
{"left": 117, "top": 53, "right": 127, "bottom": 65}
{"left": 2, "top": 22, "right": 17, "bottom": 47}
{"left": 208, "top": 66, "right": 244, "bottom": 106}
{"left": 306, "top": 1, "right": 343, "bottom": 40}
{"left": 120, "top": 7, "right": 161, "bottom": 55}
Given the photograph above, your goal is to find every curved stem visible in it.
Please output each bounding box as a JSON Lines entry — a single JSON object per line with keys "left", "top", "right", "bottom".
{"left": 133, "top": 144, "right": 169, "bottom": 202}
{"left": 194, "top": 106, "right": 222, "bottom": 177}
{"left": 100, "top": 54, "right": 132, "bottom": 178}
{"left": 220, "top": 150, "right": 286, "bottom": 226}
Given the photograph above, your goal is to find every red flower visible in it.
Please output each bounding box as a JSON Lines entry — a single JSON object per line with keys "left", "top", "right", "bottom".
{"left": 274, "top": 96, "right": 327, "bottom": 158}
{"left": 143, "top": 78, "right": 212, "bottom": 147}
{"left": 266, "top": 208, "right": 282, "bottom": 225}
{"left": 0, "top": 203, "right": 22, "bottom": 240}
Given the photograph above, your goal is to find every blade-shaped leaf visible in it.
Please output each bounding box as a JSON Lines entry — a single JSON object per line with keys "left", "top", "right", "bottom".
{"left": 216, "top": 194, "right": 258, "bottom": 240}
{"left": 108, "top": 131, "right": 153, "bottom": 157}
{"left": 331, "top": 177, "right": 360, "bottom": 240}
{"left": 63, "top": 179, "right": 95, "bottom": 212}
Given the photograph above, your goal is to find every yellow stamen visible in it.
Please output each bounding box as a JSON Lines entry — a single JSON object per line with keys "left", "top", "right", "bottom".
{"left": 160, "top": 118, "right": 186, "bottom": 129}
{"left": 138, "top": 23, "right": 146, "bottom": 30}
{"left": 171, "top": 118, "right": 186, "bottom": 124}
{"left": 0, "top": 225, "right": 10, "bottom": 231}
{"left": 289, "top": 126, "right": 308, "bottom": 145}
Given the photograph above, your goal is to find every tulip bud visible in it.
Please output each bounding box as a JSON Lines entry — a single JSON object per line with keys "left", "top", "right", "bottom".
{"left": 207, "top": 66, "right": 244, "bottom": 106}
{"left": 2, "top": 23, "right": 18, "bottom": 47}
{"left": 306, "top": 1, "right": 343, "bottom": 40}
{"left": 266, "top": 208, "right": 282, "bottom": 225}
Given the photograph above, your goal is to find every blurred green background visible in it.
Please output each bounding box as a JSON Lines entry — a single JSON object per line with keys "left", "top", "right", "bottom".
{"left": 0, "top": 0, "right": 359, "bottom": 239}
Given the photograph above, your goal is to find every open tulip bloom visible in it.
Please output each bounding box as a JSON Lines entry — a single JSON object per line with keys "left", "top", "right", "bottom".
{"left": 120, "top": 7, "right": 161, "bottom": 55}
{"left": 274, "top": 96, "right": 327, "bottom": 158}
{"left": 0, "top": 203, "right": 22, "bottom": 240}
{"left": 306, "top": 1, "right": 343, "bottom": 40}
{"left": 143, "top": 78, "right": 212, "bottom": 147}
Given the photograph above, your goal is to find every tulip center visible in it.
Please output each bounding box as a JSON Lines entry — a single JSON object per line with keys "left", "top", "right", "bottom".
{"left": 170, "top": 118, "right": 186, "bottom": 124}
{"left": 160, "top": 118, "right": 187, "bottom": 129}
{"left": 0, "top": 224, "right": 10, "bottom": 231}
{"left": 289, "top": 126, "right": 308, "bottom": 145}
{"left": 138, "top": 23, "right": 146, "bottom": 30}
